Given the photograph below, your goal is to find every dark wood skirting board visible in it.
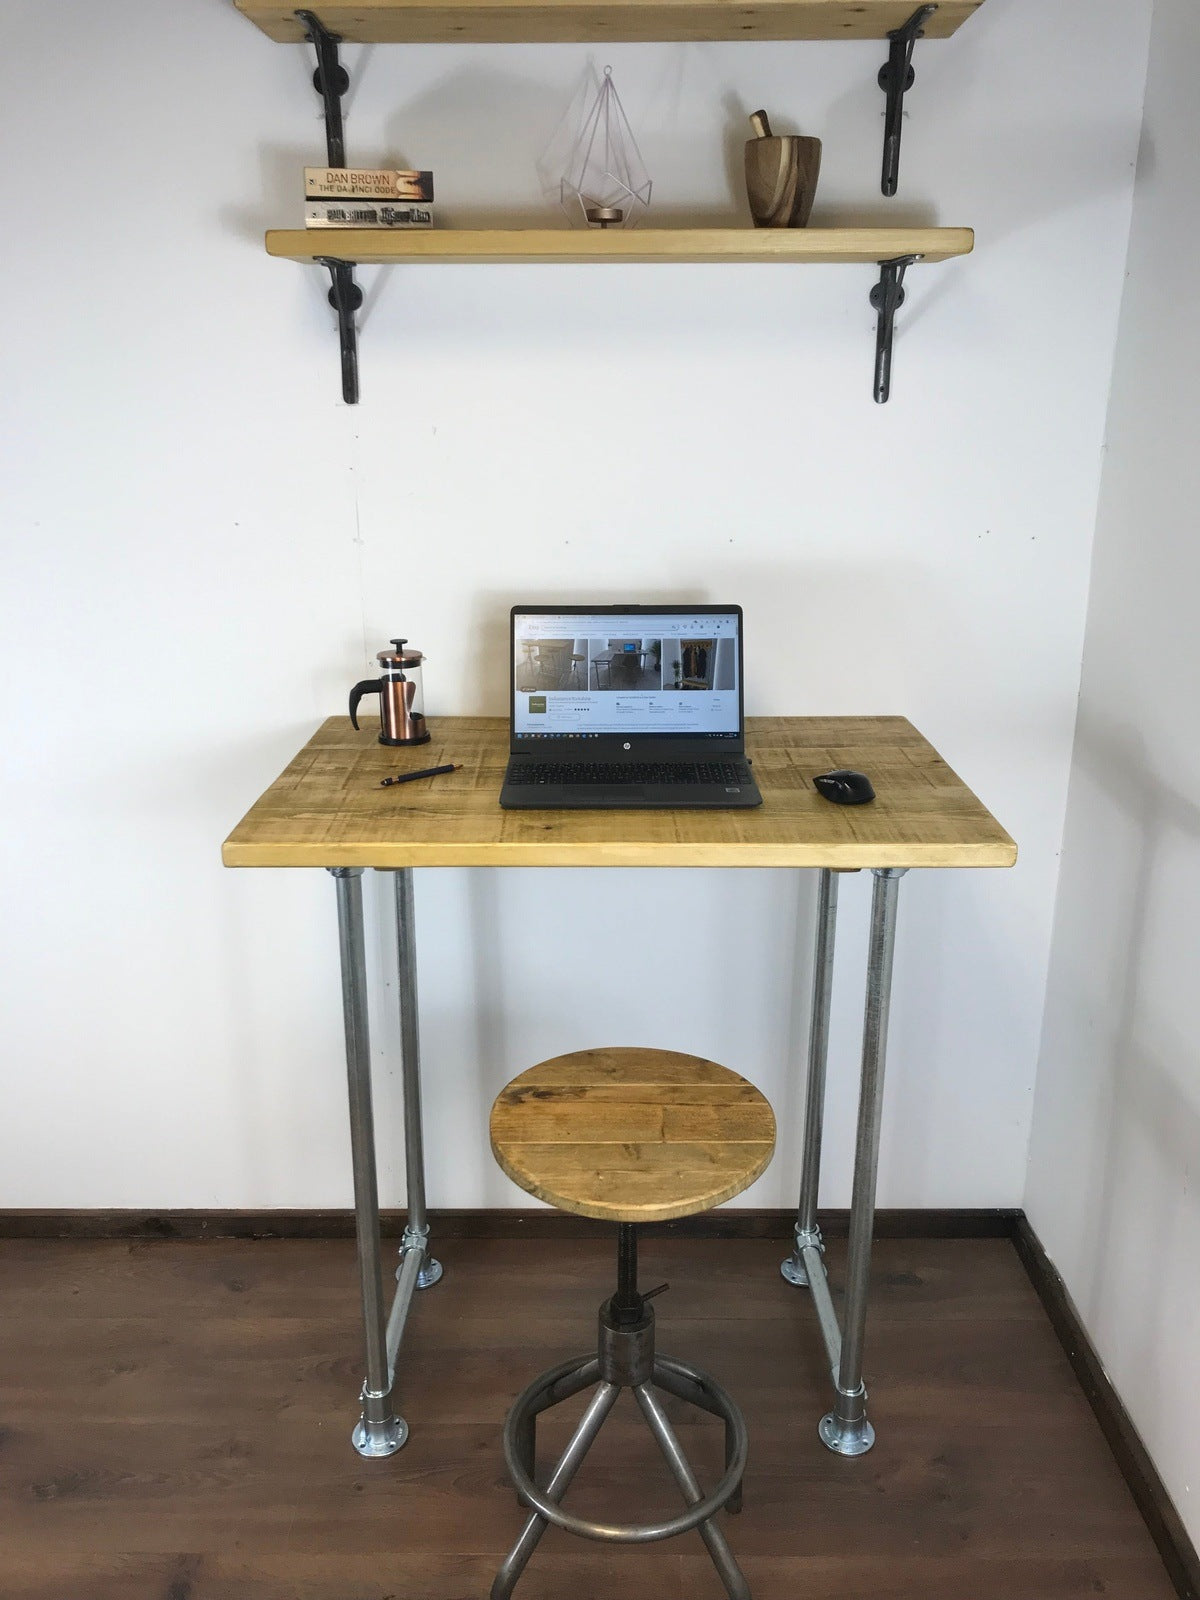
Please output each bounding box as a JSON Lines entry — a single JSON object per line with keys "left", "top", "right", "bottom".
{"left": 0, "top": 1204, "right": 1194, "bottom": 1598}
{"left": 0, "top": 1205, "right": 1018, "bottom": 1241}
{"left": 1012, "top": 1215, "right": 1199, "bottom": 1600}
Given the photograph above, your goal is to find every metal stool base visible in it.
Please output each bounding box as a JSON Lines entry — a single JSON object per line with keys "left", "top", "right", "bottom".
{"left": 492, "top": 1343, "right": 750, "bottom": 1600}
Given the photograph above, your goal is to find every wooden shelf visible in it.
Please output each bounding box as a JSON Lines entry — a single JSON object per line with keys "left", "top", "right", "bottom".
{"left": 236, "top": 0, "right": 982, "bottom": 45}
{"left": 266, "top": 226, "right": 975, "bottom": 266}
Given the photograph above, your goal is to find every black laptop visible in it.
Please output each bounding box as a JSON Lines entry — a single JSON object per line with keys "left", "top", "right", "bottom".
{"left": 499, "top": 604, "right": 763, "bottom": 809}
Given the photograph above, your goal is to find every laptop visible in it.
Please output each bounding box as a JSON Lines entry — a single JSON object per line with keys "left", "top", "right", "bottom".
{"left": 499, "top": 604, "right": 763, "bottom": 809}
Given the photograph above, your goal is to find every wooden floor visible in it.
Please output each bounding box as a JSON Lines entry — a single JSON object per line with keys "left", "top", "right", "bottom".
{"left": 0, "top": 1234, "right": 1178, "bottom": 1600}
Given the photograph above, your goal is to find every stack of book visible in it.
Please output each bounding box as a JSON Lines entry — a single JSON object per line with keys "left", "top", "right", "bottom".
{"left": 304, "top": 168, "right": 434, "bottom": 230}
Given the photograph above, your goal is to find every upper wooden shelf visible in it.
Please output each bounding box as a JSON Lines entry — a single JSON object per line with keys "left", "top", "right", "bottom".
{"left": 235, "top": 0, "right": 982, "bottom": 44}
{"left": 266, "top": 225, "right": 974, "bottom": 265}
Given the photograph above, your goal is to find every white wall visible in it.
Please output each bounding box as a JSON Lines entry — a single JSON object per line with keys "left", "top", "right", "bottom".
{"left": 0, "top": 0, "right": 1151, "bottom": 1210}
{"left": 1025, "top": 0, "right": 1200, "bottom": 1547}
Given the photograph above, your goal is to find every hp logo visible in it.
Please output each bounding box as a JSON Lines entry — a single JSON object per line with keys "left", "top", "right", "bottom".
{"left": 623, "top": 742, "right": 631, "bottom": 750}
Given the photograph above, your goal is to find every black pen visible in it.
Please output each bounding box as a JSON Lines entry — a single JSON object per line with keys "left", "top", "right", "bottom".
{"left": 380, "top": 762, "right": 460, "bottom": 788}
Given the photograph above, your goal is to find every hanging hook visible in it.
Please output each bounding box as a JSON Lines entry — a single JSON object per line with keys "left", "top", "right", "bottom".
{"left": 878, "top": 5, "right": 938, "bottom": 197}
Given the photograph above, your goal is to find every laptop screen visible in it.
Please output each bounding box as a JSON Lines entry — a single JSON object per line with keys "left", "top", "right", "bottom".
{"left": 511, "top": 607, "right": 743, "bottom": 742}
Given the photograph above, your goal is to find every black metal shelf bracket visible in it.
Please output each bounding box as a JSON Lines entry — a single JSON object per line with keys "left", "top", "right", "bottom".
{"left": 296, "top": 8, "right": 362, "bottom": 402}
{"left": 317, "top": 258, "right": 364, "bottom": 404}
{"left": 878, "top": 4, "right": 938, "bottom": 198}
{"left": 870, "top": 254, "right": 921, "bottom": 404}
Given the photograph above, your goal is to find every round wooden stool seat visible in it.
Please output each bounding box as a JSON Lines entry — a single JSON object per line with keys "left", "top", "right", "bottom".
{"left": 490, "top": 1047, "right": 776, "bottom": 1223}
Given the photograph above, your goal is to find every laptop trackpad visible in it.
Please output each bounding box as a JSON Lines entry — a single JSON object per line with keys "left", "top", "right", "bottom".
{"left": 596, "top": 786, "right": 647, "bottom": 801}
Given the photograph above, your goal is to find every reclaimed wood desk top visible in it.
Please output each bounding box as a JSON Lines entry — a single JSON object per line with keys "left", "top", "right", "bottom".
{"left": 222, "top": 716, "right": 1016, "bottom": 870}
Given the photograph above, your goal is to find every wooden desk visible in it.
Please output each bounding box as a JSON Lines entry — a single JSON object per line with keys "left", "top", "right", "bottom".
{"left": 224, "top": 715, "right": 1015, "bottom": 1458}
{"left": 224, "top": 715, "right": 1015, "bottom": 870}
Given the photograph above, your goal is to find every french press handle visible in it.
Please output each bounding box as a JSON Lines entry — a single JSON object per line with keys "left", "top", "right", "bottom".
{"left": 349, "top": 679, "right": 381, "bottom": 731}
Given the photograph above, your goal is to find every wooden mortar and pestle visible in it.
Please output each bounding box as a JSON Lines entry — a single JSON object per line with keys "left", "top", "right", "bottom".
{"left": 745, "top": 110, "right": 822, "bottom": 228}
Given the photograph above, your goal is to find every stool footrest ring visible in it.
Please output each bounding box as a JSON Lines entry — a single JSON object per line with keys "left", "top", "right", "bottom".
{"left": 501, "top": 1353, "right": 748, "bottom": 1545}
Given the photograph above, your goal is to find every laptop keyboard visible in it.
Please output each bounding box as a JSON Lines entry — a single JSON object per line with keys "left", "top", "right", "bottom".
{"left": 508, "top": 761, "right": 746, "bottom": 786}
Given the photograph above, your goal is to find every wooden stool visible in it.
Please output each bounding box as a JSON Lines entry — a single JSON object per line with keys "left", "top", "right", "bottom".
{"left": 489, "top": 1046, "right": 776, "bottom": 1600}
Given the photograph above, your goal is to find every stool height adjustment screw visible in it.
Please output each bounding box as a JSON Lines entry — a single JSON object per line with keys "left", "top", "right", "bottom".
{"left": 611, "top": 1225, "right": 670, "bottom": 1323}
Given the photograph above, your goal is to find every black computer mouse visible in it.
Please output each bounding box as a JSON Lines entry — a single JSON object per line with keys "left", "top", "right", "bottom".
{"left": 813, "top": 769, "right": 876, "bottom": 806}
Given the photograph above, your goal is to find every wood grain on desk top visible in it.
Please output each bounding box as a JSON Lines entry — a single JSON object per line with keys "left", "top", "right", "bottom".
{"left": 221, "top": 716, "right": 1016, "bottom": 870}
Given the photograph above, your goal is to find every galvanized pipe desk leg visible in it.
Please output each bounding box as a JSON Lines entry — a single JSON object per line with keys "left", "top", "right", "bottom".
{"left": 331, "top": 867, "right": 408, "bottom": 1458}
{"left": 781, "top": 868, "right": 840, "bottom": 1287}
{"left": 392, "top": 868, "right": 443, "bottom": 1291}
{"left": 819, "top": 865, "right": 906, "bottom": 1456}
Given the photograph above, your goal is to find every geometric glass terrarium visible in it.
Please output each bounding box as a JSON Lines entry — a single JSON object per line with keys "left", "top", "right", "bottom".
{"left": 558, "top": 66, "right": 652, "bottom": 228}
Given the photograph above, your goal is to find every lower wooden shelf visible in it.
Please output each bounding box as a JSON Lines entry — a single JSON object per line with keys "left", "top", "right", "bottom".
{"left": 266, "top": 226, "right": 974, "bottom": 404}
{"left": 265, "top": 226, "right": 975, "bottom": 267}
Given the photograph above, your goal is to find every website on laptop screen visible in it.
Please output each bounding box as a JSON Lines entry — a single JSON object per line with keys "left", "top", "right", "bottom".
{"left": 512, "top": 611, "right": 740, "bottom": 738}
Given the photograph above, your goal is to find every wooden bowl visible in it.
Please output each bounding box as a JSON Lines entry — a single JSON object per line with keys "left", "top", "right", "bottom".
{"left": 745, "top": 134, "right": 823, "bottom": 228}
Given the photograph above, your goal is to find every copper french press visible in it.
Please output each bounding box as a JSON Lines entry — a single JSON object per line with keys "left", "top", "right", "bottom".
{"left": 349, "top": 638, "right": 430, "bottom": 746}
